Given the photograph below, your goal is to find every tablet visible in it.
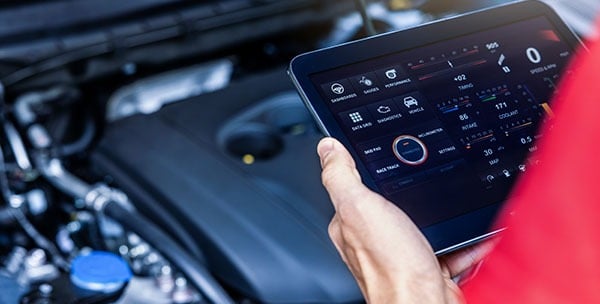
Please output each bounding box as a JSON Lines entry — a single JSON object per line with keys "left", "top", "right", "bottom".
{"left": 289, "top": 0, "right": 582, "bottom": 254}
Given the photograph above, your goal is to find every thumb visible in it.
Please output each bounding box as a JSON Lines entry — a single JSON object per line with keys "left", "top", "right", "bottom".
{"left": 317, "top": 137, "right": 372, "bottom": 211}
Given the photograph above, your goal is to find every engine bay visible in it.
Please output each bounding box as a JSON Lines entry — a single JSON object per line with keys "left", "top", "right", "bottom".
{"left": 0, "top": 1, "right": 596, "bottom": 303}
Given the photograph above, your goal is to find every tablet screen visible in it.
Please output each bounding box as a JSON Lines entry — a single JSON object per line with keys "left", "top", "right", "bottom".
{"left": 309, "top": 16, "right": 575, "bottom": 228}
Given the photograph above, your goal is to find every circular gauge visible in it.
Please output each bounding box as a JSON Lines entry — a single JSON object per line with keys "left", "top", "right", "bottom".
{"left": 392, "top": 135, "right": 428, "bottom": 165}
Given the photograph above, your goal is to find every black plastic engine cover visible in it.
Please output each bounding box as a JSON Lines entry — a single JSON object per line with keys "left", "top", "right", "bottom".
{"left": 91, "top": 68, "right": 362, "bottom": 303}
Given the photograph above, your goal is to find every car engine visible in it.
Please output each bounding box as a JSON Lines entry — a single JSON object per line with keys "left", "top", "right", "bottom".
{"left": 0, "top": 0, "right": 596, "bottom": 303}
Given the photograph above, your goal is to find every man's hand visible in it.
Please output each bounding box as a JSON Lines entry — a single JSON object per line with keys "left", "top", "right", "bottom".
{"left": 317, "top": 137, "right": 495, "bottom": 303}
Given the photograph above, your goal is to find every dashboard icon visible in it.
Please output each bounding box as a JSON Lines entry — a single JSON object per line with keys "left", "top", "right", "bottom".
{"left": 331, "top": 83, "right": 345, "bottom": 95}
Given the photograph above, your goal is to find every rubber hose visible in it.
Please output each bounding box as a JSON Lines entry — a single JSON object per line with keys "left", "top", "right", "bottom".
{"left": 103, "top": 200, "right": 234, "bottom": 304}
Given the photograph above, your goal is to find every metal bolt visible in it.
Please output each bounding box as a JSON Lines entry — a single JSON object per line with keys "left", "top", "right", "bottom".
{"left": 127, "top": 233, "right": 142, "bottom": 246}
{"left": 4, "top": 247, "right": 27, "bottom": 274}
{"left": 172, "top": 277, "right": 199, "bottom": 303}
{"left": 26, "top": 249, "right": 47, "bottom": 267}
{"left": 39, "top": 283, "right": 53, "bottom": 295}
{"left": 155, "top": 265, "right": 175, "bottom": 293}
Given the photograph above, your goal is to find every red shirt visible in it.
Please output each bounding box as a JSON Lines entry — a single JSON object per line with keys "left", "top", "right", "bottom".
{"left": 463, "top": 24, "right": 600, "bottom": 303}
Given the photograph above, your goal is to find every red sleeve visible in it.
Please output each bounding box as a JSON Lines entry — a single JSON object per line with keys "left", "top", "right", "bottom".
{"left": 462, "top": 25, "right": 600, "bottom": 303}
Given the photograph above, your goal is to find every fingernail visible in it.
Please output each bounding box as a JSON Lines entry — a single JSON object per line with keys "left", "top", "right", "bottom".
{"left": 318, "top": 138, "right": 336, "bottom": 159}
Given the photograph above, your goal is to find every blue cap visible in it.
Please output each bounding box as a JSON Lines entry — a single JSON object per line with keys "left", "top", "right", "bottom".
{"left": 70, "top": 251, "right": 132, "bottom": 294}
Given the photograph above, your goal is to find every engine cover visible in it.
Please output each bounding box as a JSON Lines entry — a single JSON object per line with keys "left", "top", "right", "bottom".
{"left": 91, "top": 68, "right": 362, "bottom": 303}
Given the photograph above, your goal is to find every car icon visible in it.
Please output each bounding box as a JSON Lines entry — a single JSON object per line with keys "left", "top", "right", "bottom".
{"left": 403, "top": 96, "right": 419, "bottom": 108}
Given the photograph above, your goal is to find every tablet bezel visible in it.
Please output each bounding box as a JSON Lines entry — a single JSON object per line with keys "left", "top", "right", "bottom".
{"left": 289, "top": 0, "right": 582, "bottom": 254}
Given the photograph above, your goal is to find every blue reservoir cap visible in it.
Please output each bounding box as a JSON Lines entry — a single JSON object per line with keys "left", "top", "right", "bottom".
{"left": 70, "top": 251, "right": 132, "bottom": 294}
